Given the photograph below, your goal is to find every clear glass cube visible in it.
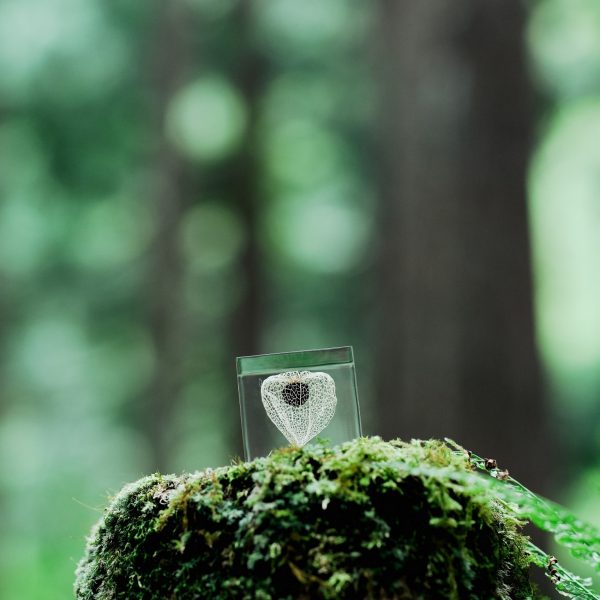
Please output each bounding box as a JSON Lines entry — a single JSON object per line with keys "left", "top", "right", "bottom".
{"left": 237, "top": 346, "right": 362, "bottom": 460}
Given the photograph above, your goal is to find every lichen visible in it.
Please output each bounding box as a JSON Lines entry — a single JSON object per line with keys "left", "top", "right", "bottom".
{"left": 75, "top": 437, "right": 540, "bottom": 599}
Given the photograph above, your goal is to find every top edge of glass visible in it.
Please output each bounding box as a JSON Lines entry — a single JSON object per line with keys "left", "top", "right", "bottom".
{"left": 236, "top": 346, "right": 354, "bottom": 375}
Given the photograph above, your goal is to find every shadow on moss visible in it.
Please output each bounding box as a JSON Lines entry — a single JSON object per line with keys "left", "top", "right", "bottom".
{"left": 75, "top": 437, "right": 540, "bottom": 599}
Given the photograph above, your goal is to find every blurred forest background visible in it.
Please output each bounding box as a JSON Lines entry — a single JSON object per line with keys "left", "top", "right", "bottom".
{"left": 1, "top": 0, "right": 600, "bottom": 597}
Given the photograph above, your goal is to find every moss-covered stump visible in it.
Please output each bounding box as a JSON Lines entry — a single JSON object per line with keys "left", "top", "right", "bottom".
{"left": 75, "top": 438, "right": 539, "bottom": 599}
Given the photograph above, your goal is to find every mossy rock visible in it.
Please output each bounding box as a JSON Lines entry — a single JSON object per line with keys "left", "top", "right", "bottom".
{"left": 75, "top": 437, "right": 540, "bottom": 599}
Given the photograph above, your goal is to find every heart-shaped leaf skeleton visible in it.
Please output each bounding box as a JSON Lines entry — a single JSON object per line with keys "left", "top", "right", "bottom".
{"left": 261, "top": 370, "right": 337, "bottom": 446}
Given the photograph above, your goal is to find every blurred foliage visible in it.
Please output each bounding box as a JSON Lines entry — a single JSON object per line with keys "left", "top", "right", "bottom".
{"left": 0, "top": 1, "right": 373, "bottom": 598}
{"left": 1, "top": 0, "right": 600, "bottom": 598}
{"left": 528, "top": 0, "right": 600, "bottom": 591}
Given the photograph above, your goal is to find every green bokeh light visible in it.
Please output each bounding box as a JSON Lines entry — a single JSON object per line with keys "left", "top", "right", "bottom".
{"left": 264, "top": 118, "right": 352, "bottom": 190}
{"left": 529, "top": 0, "right": 600, "bottom": 99}
{"left": 0, "top": 0, "right": 129, "bottom": 103}
{"left": 529, "top": 100, "right": 600, "bottom": 378}
{"left": 180, "top": 202, "right": 246, "bottom": 272}
{"left": 166, "top": 77, "right": 247, "bottom": 162}
{"left": 266, "top": 186, "right": 372, "bottom": 274}
{"left": 68, "top": 196, "right": 154, "bottom": 270}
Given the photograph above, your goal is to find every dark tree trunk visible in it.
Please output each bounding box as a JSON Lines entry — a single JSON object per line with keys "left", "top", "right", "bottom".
{"left": 228, "top": 0, "right": 265, "bottom": 455}
{"left": 374, "top": 1, "right": 551, "bottom": 493}
{"left": 230, "top": 0, "right": 263, "bottom": 361}
{"left": 142, "top": 0, "right": 195, "bottom": 472}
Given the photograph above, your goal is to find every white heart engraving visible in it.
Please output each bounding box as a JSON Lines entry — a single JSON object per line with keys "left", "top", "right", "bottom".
{"left": 261, "top": 371, "right": 337, "bottom": 446}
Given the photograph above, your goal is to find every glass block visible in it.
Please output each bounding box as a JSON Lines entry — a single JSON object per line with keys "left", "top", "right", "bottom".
{"left": 237, "top": 346, "right": 362, "bottom": 461}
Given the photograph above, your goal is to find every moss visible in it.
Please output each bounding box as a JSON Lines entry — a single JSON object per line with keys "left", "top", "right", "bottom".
{"left": 75, "top": 437, "right": 540, "bottom": 599}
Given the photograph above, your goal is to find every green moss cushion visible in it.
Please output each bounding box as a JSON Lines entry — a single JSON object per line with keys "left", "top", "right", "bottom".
{"left": 75, "top": 438, "right": 538, "bottom": 599}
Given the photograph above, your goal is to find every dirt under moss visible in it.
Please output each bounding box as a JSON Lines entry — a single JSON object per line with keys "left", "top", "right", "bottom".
{"left": 75, "top": 437, "right": 540, "bottom": 599}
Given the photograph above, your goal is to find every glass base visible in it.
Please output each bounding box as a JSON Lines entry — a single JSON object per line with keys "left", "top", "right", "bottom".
{"left": 237, "top": 346, "right": 362, "bottom": 461}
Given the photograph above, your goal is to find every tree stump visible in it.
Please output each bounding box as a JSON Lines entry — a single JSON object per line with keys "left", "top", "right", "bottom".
{"left": 75, "top": 438, "right": 538, "bottom": 599}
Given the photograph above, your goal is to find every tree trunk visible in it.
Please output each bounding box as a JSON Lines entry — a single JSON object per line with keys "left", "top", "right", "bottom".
{"left": 142, "top": 0, "right": 194, "bottom": 472}
{"left": 374, "top": 0, "right": 551, "bottom": 493}
{"left": 228, "top": 0, "right": 265, "bottom": 456}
